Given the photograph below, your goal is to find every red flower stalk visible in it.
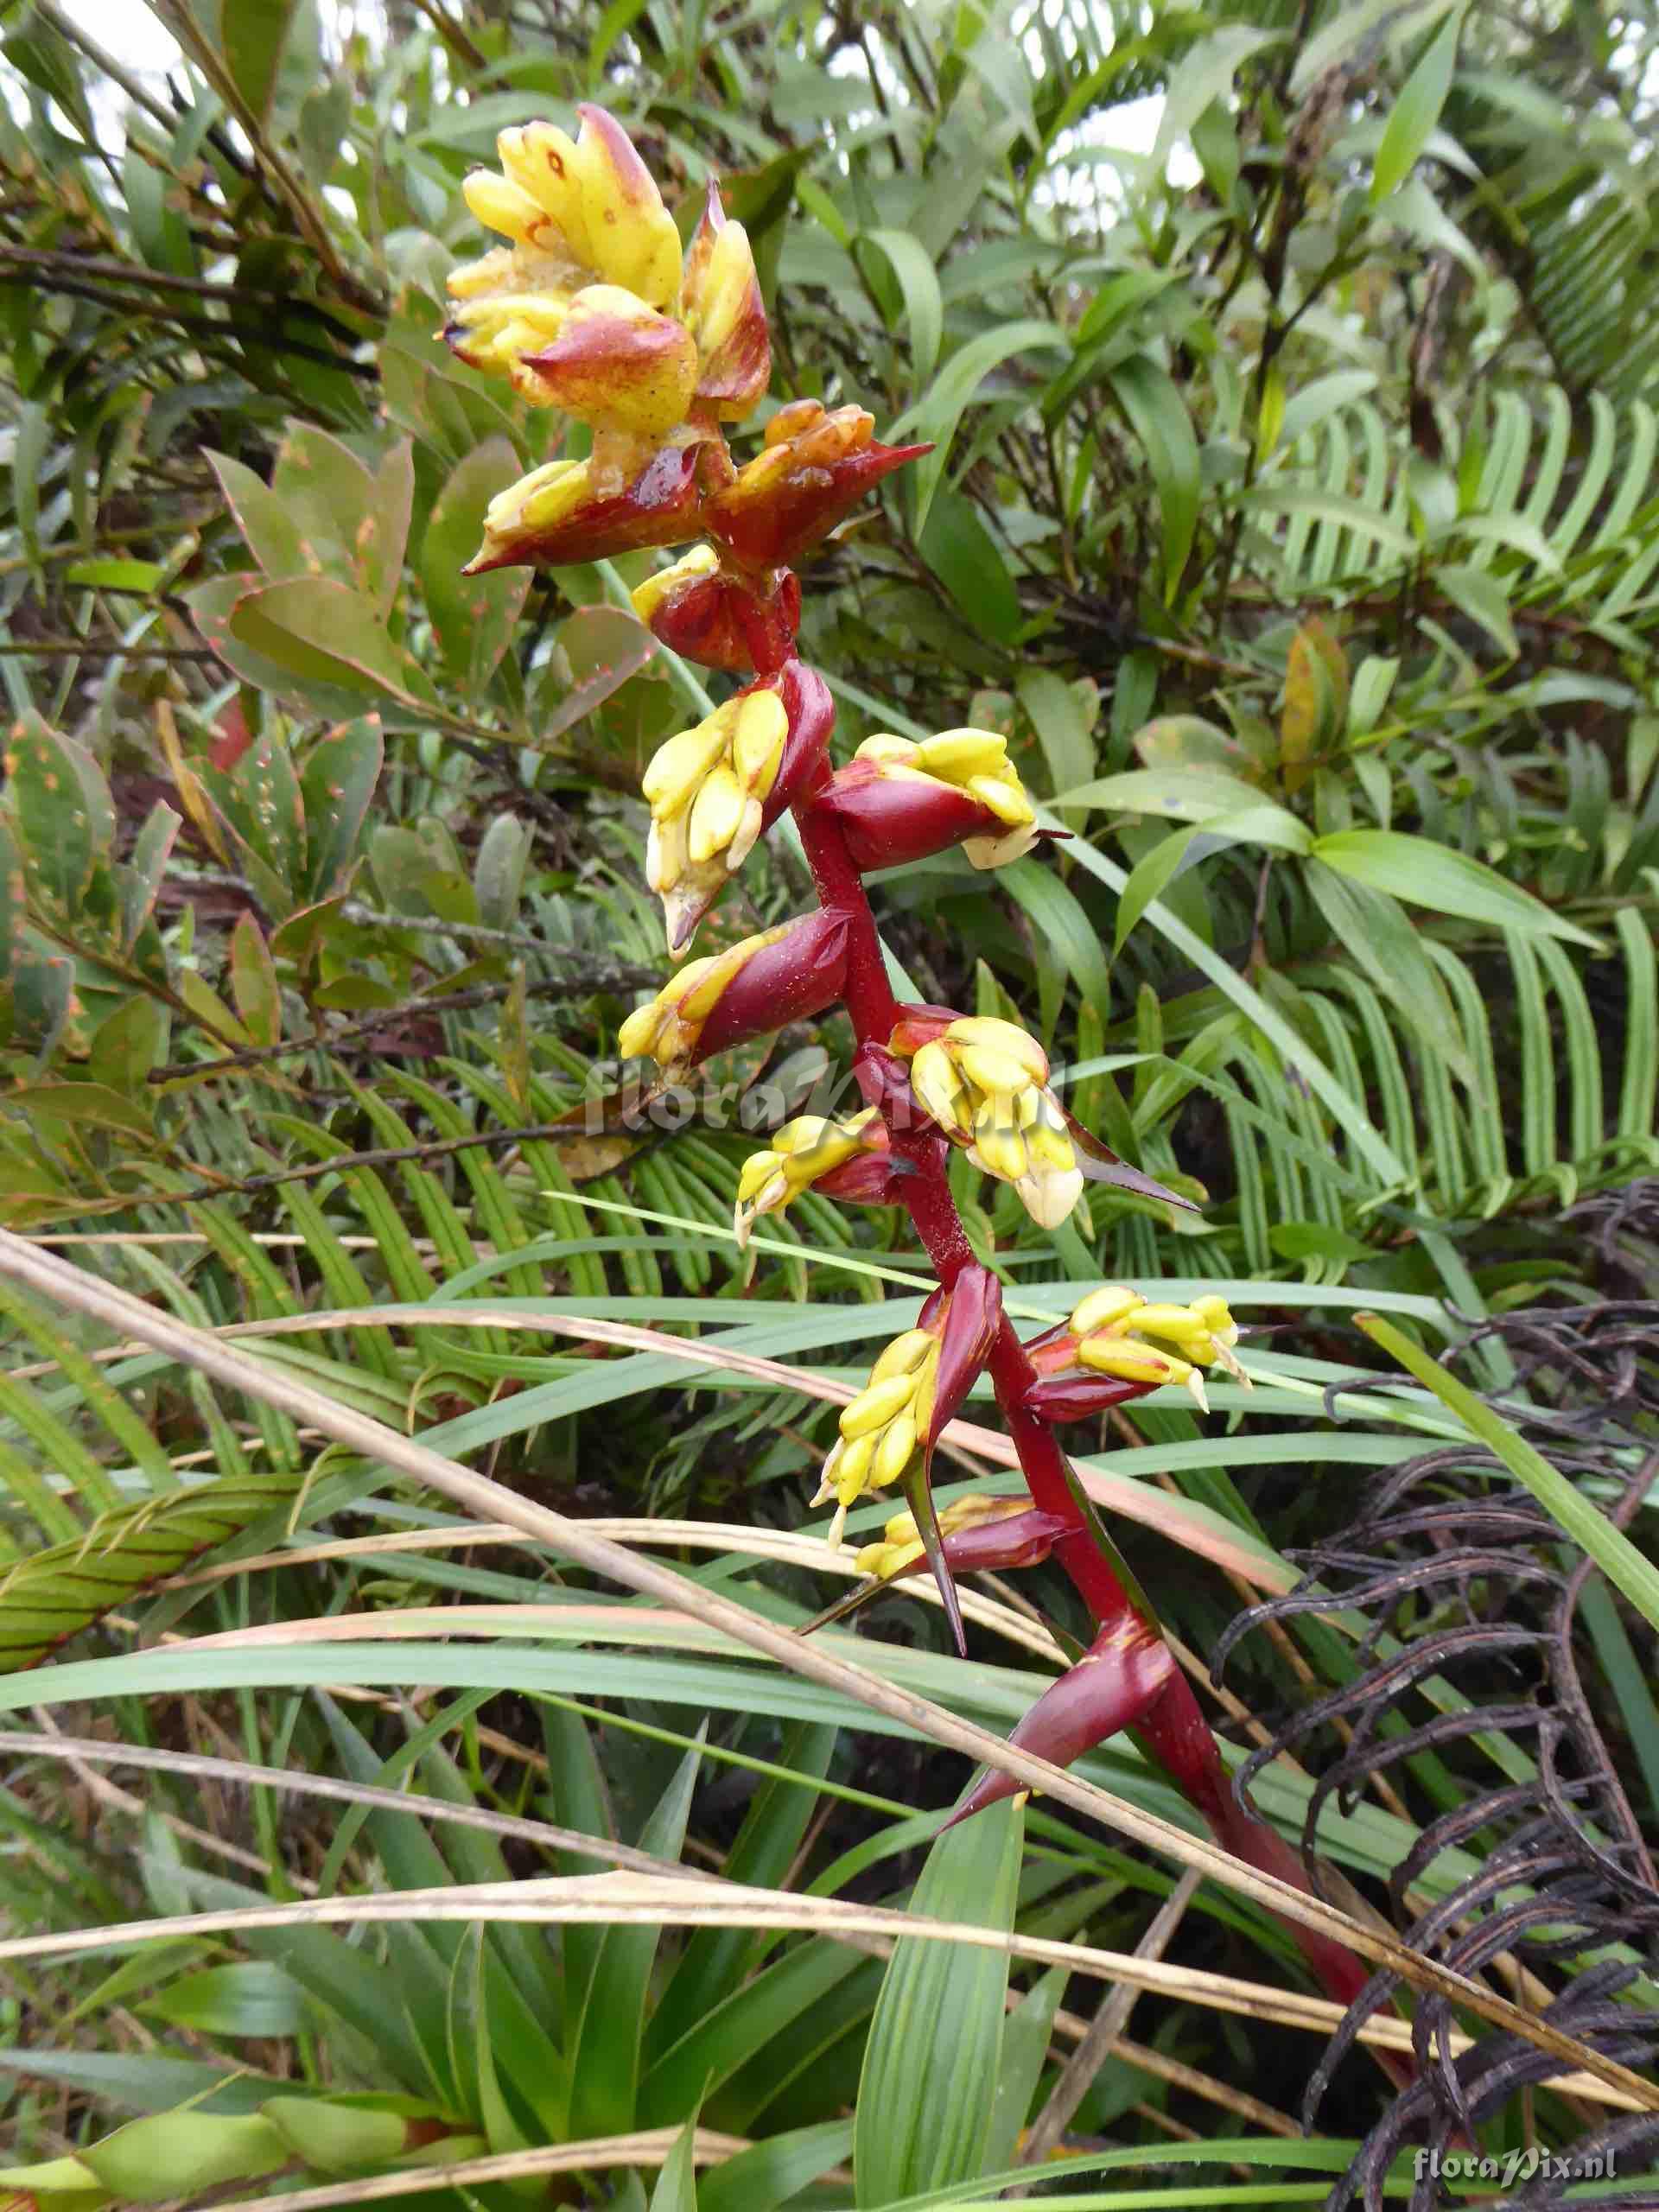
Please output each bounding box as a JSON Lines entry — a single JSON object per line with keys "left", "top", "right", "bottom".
{"left": 444, "top": 105, "right": 1394, "bottom": 2057}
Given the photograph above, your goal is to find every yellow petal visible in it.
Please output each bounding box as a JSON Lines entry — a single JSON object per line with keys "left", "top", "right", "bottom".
{"left": 945, "top": 1015, "right": 1047, "bottom": 1081}
{"left": 1071, "top": 1286, "right": 1142, "bottom": 1334}
{"left": 736, "top": 1148, "right": 785, "bottom": 1204}
{"left": 910, "top": 1041, "right": 970, "bottom": 1134}
{"left": 1017, "top": 1160, "right": 1084, "bottom": 1230}
{"left": 972, "top": 1115, "right": 1030, "bottom": 1185}
{"left": 617, "top": 1001, "right": 664, "bottom": 1059}
{"left": 967, "top": 772, "right": 1034, "bottom": 827}
{"left": 915, "top": 728, "right": 1007, "bottom": 783}
{"left": 687, "top": 763, "right": 746, "bottom": 863}
{"left": 497, "top": 122, "right": 590, "bottom": 257}
{"left": 872, "top": 1414, "right": 917, "bottom": 1488}
{"left": 732, "top": 690, "right": 789, "bottom": 791}
{"left": 832, "top": 1431, "right": 878, "bottom": 1505}
{"left": 633, "top": 543, "right": 720, "bottom": 623}
{"left": 840, "top": 1372, "right": 916, "bottom": 1440}
{"left": 463, "top": 169, "right": 549, "bottom": 245}
{"left": 956, "top": 1041, "right": 1039, "bottom": 1103}
{"left": 644, "top": 721, "right": 727, "bottom": 816}
{"left": 870, "top": 1327, "right": 935, "bottom": 1382}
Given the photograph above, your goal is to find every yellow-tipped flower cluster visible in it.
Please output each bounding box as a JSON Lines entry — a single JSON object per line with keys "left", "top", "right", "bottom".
{"left": 642, "top": 689, "right": 789, "bottom": 951}
{"left": 734, "top": 1107, "right": 882, "bottom": 1248}
{"left": 853, "top": 1494, "right": 1027, "bottom": 1583}
{"left": 907, "top": 1016, "right": 1083, "bottom": 1230}
{"left": 855, "top": 728, "right": 1038, "bottom": 868}
{"left": 448, "top": 114, "right": 684, "bottom": 411}
{"left": 1067, "top": 1285, "right": 1245, "bottom": 1414}
{"left": 813, "top": 1326, "right": 940, "bottom": 1547}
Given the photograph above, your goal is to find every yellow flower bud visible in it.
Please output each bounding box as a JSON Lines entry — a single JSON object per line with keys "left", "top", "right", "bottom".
{"left": 639, "top": 688, "right": 790, "bottom": 952}
{"left": 811, "top": 1322, "right": 944, "bottom": 1541}
{"left": 732, "top": 1108, "right": 883, "bottom": 1249}
{"left": 632, "top": 543, "right": 720, "bottom": 626}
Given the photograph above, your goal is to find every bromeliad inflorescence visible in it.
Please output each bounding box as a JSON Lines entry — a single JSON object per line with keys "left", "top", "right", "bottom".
{"left": 443, "top": 105, "right": 1385, "bottom": 2031}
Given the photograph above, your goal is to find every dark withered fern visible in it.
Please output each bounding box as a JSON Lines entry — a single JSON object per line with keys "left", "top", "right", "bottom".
{"left": 1216, "top": 1268, "right": 1659, "bottom": 2211}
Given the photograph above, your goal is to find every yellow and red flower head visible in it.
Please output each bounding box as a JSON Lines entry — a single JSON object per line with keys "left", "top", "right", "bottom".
{"left": 812, "top": 1266, "right": 1001, "bottom": 1550}
{"left": 816, "top": 728, "right": 1039, "bottom": 873}
{"left": 891, "top": 1012, "right": 1084, "bottom": 1230}
{"left": 706, "top": 400, "right": 930, "bottom": 572}
{"left": 615, "top": 908, "right": 849, "bottom": 1084}
{"left": 1025, "top": 1285, "right": 1246, "bottom": 1419}
{"left": 733, "top": 1106, "right": 897, "bottom": 1248}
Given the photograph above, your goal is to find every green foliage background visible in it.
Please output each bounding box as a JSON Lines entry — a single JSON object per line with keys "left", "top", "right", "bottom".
{"left": 0, "top": 1, "right": 1656, "bottom": 2205}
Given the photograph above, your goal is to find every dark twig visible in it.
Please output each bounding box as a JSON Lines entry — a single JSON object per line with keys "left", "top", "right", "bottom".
{"left": 149, "top": 969, "right": 658, "bottom": 1083}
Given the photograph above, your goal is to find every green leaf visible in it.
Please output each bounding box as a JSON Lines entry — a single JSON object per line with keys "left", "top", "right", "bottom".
{"left": 1359, "top": 1315, "right": 1659, "bottom": 1632}
{"left": 206, "top": 452, "right": 312, "bottom": 581}
{"left": 647, "top": 2117, "right": 700, "bottom": 2212}
{"left": 219, "top": 0, "right": 301, "bottom": 125}
{"left": 981, "top": 1965, "right": 1067, "bottom": 2174}
{"left": 1001, "top": 859, "right": 1112, "bottom": 1025}
{"left": 1108, "top": 355, "right": 1199, "bottom": 601}
{"left": 301, "top": 717, "right": 384, "bottom": 902}
{"left": 1311, "top": 830, "right": 1601, "bottom": 946}
{"left": 1152, "top": 25, "right": 1283, "bottom": 168}
{"left": 1116, "top": 806, "right": 1311, "bottom": 950}
{"left": 1017, "top": 668, "right": 1096, "bottom": 802}
{"left": 87, "top": 997, "right": 169, "bottom": 1097}
{"left": 2, "top": 715, "right": 116, "bottom": 925}
{"left": 141, "top": 1963, "right": 311, "bottom": 2039}
{"left": 1303, "top": 861, "right": 1472, "bottom": 1081}
{"left": 1370, "top": 5, "right": 1465, "bottom": 203}
{"left": 0, "top": 1470, "right": 308, "bottom": 1673}
{"left": 79, "top": 2113, "right": 286, "bottom": 2200}
{"left": 474, "top": 815, "right": 533, "bottom": 933}
{"left": 228, "top": 913, "right": 282, "bottom": 1046}
{"left": 1434, "top": 563, "right": 1518, "bottom": 657}
{"left": 422, "top": 439, "right": 531, "bottom": 689}
{"left": 918, "top": 493, "right": 1021, "bottom": 645}
{"left": 890, "top": 320, "right": 1067, "bottom": 536}
{"left": 61, "top": 558, "right": 164, "bottom": 593}
{"left": 1055, "top": 766, "right": 1272, "bottom": 823}
{"left": 228, "top": 579, "right": 434, "bottom": 713}
{"left": 858, "top": 228, "right": 944, "bottom": 386}
{"left": 568, "top": 1732, "right": 705, "bottom": 2137}
{"left": 854, "top": 1796, "right": 1024, "bottom": 2204}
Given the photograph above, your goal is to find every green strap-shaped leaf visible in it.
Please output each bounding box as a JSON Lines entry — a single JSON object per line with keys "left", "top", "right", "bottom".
{"left": 0, "top": 1469, "right": 308, "bottom": 1673}
{"left": 854, "top": 1796, "right": 1024, "bottom": 2204}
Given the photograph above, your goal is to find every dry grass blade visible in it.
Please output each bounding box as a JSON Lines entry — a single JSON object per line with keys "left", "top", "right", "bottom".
{"left": 0, "top": 1230, "right": 1651, "bottom": 2116}
{"left": 207, "top": 2129, "right": 764, "bottom": 2212}
{"left": 0, "top": 1872, "right": 1646, "bottom": 2108}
